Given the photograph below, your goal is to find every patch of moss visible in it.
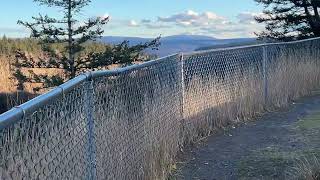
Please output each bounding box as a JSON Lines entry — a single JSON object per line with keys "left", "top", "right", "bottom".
{"left": 237, "top": 110, "right": 320, "bottom": 179}
{"left": 297, "top": 111, "right": 320, "bottom": 130}
{"left": 300, "top": 149, "right": 320, "bottom": 158}
{"left": 237, "top": 147, "right": 320, "bottom": 179}
{"left": 237, "top": 146, "right": 294, "bottom": 179}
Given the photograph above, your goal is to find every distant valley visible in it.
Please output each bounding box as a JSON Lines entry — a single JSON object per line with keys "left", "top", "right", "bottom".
{"left": 100, "top": 35, "right": 258, "bottom": 57}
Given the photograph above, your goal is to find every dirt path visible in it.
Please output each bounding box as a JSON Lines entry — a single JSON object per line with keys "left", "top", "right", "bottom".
{"left": 173, "top": 95, "right": 320, "bottom": 180}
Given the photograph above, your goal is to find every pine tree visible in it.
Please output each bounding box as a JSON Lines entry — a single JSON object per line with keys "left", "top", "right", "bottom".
{"left": 14, "top": 0, "right": 109, "bottom": 90}
{"left": 85, "top": 37, "right": 161, "bottom": 69}
{"left": 255, "top": 0, "right": 320, "bottom": 40}
{"left": 15, "top": 0, "right": 108, "bottom": 90}
{"left": 15, "top": 0, "right": 160, "bottom": 92}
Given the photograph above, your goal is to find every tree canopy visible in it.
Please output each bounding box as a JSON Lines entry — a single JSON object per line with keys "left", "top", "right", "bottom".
{"left": 17, "top": 0, "right": 109, "bottom": 79}
{"left": 255, "top": 0, "right": 320, "bottom": 40}
{"left": 14, "top": 0, "right": 160, "bottom": 92}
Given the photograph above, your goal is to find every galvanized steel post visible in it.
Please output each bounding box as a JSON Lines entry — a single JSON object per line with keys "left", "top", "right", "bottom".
{"left": 86, "top": 78, "right": 97, "bottom": 180}
{"left": 179, "top": 53, "right": 186, "bottom": 147}
{"left": 262, "top": 45, "right": 268, "bottom": 107}
{"left": 180, "top": 53, "right": 185, "bottom": 119}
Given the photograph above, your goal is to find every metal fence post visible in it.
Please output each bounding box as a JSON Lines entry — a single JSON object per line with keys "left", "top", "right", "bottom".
{"left": 262, "top": 45, "right": 268, "bottom": 107}
{"left": 86, "top": 79, "right": 97, "bottom": 180}
{"left": 180, "top": 53, "right": 185, "bottom": 119}
{"left": 179, "top": 53, "right": 186, "bottom": 148}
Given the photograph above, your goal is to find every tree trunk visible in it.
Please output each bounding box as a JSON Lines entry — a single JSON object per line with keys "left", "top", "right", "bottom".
{"left": 68, "top": 0, "right": 75, "bottom": 78}
{"left": 311, "top": 2, "right": 320, "bottom": 36}
{"left": 302, "top": 0, "right": 317, "bottom": 35}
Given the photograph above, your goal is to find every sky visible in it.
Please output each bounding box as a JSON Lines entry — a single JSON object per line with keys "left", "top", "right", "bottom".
{"left": 0, "top": 0, "right": 265, "bottom": 39}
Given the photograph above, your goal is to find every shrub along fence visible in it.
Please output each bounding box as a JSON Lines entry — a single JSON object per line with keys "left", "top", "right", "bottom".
{"left": 1, "top": 38, "right": 320, "bottom": 179}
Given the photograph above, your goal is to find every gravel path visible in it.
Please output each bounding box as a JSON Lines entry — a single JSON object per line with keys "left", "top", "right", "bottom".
{"left": 174, "top": 95, "right": 320, "bottom": 180}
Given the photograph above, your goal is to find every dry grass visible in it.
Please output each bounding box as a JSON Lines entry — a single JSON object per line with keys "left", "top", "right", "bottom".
{"left": 91, "top": 65, "right": 182, "bottom": 180}
{"left": 182, "top": 67, "right": 265, "bottom": 143}
{"left": 287, "top": 156, "right": 320, "bottom": 180}
{"left": 40, "top": 45, "right": 319, "bottom": 179}
{"left": 268, "top": 51, "right": 320, "bottom": 107}
{"left": 183, "top": 72, "right": 264, "bottom": 119}
{"left": 0, "top": 56, "right": 21, "bottom": 113}
{"left": 0, "top": 56, "right": 64, "bottom": 112}
{"left": 1, "top": 42, "right": 320, "bottom": 179}
{"left": 181, "top": 45, "right": 320, "bottom": 145}
{"left": 0, "top": 56, "right": 15, "bottom": 93}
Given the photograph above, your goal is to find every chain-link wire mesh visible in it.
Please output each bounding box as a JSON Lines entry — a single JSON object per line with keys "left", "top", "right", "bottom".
{"left": 1, "top": 38, "right": 320, "bottom": 180}
{"left": 180, "top": 38, "right": 320, "bottom": 143}
{"left": 92, "top": 55, "right": 182, "bottom": 179}
{"left": 0, "top": 81, "right": 92, "bottom": 179}
{"left": 265, "top": 39, "right": 320, "bottom": 107}
{"left": 182, "top": 46, "right": 265, "bottom": 142}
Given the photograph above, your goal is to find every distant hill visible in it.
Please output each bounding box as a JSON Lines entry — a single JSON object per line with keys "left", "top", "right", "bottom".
{"left": 100, "top": 36, "right": 152, "bottom": 45}
{"left": 196, "top": 39, "right": 263, "bottom": 51}
{"left": 100, "top": 35, "right": 257, "bottom": 57}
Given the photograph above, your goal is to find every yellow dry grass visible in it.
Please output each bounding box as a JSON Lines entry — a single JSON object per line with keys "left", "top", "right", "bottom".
{"left": 0, "top": 56, "right": 64, "bottom": 111}
{"left": 181, "top": 46, "right": 320, "bottom": 144}
{"left": 1, "top": 42, "right": 320, "bottom": 179}
{"left": 0, "top": 56, "right": 15, "bottom": 93}
{"left": 0, "top": 56, "right": 65, "bottom": 94}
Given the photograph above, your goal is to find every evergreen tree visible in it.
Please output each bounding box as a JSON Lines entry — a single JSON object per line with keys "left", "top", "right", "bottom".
{"left": 85, "top": 37, "right": 161, "bottom": 69}
{"left": 17, "top": 0, "right": 108, "bottom": 82}
{"left": 255, "top": 0, "right": 320, "bottom": 40}
{"left": 15, "top": 0, "right": 160, "bottom": 92}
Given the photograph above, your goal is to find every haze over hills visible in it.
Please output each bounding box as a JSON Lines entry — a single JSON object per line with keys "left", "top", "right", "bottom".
{"left": 100, "top": 35, "right": 257, "bottom": 57}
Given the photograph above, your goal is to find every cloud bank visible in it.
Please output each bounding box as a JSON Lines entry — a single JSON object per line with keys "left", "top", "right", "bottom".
{"left": 103, "top": 10, "right": 264, "bottom": 38}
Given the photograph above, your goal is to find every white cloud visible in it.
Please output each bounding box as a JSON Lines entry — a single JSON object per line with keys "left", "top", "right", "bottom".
{"left": 128, "top": 20, "right": 139, "bottom": 27}
{"left": 141, "top": 19, "right": 151, "bottom": 23}
{"left": 157, "top": 10, "right": 225, "bottom": 27}
{"left": 138, "top": 19, "right": 171, "bottom": 29}
{"left": 152, "top": 10, "right": 263, "bottom": 37}
{"left": 103, "top": 10, "right": 265, "bottom": 38}
{"left": 236, "top": 12, "right": 264, "bottom": 24}
{"left": 144, "top": 23, "right": 171, "bottom": 29}
{"left": 100, "top": 13, "right": 110, "bottom": 20}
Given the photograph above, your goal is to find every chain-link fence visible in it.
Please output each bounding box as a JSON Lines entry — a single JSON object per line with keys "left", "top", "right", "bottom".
{"left": 1, "top": 38, "right": 320, "bottom": 179}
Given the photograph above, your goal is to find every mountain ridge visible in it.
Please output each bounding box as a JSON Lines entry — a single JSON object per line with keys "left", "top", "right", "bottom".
{"left": 100, "top": 35, "right": 256, "bottom": 56}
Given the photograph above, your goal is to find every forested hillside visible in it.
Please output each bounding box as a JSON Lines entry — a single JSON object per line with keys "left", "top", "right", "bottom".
{"left": 0, "top": 36, "right": 157, "bottom": 113}
{"left": 0, "top": 36, "right": 108, "bottom": 57}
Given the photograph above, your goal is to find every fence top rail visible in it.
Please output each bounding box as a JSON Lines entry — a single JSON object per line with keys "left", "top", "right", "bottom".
{"left": 90, "top": 53, "right": 179, "bottom": 79}
{"left": 183, "top": 36, "right": 320, "bottom": 56}
{"left": 0, "top": 74, "right": 88, "bottom": 129}
{"left": 0, "top": 54, "right": 179, "bottom": 130}
{"left": 0, "top": 36, "right": 320, "bottom": 130}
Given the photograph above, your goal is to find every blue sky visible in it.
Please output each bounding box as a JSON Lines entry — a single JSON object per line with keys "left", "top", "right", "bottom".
{"left": 0, "top": 0, "right": 264, "bottom": 38}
